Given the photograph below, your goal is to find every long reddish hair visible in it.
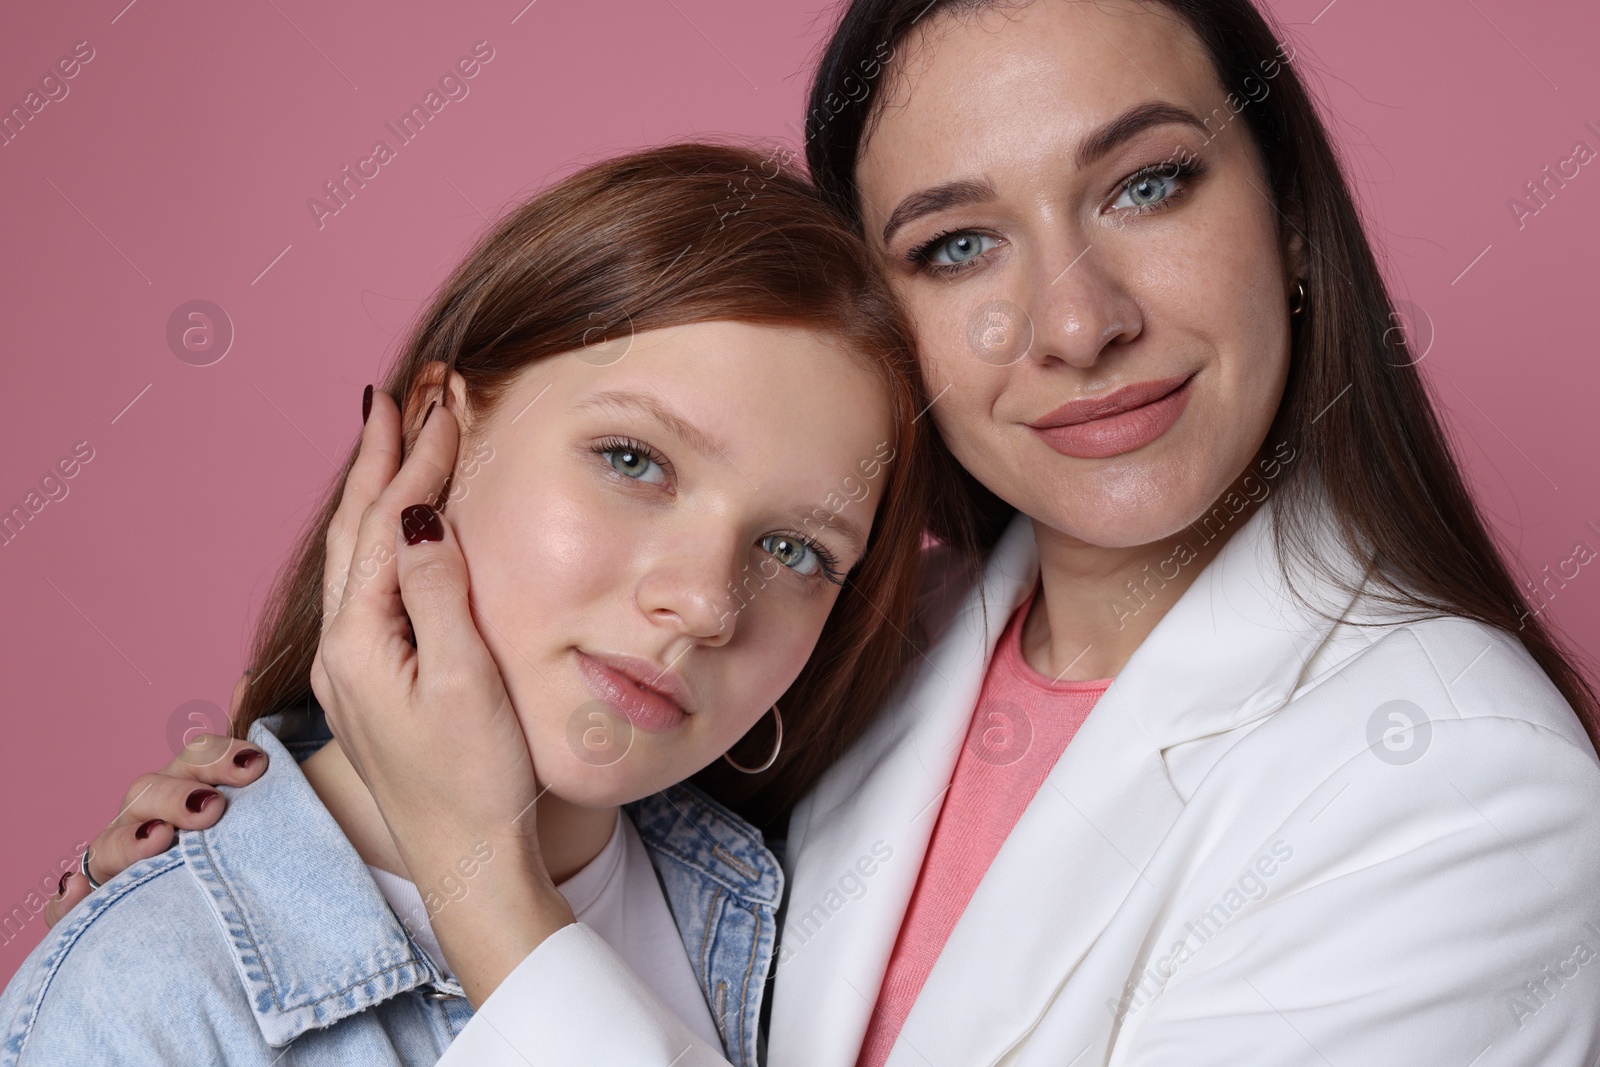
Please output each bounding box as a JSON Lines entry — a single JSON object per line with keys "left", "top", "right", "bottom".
{"left": 234, "top": 143, "right": 934, "bottom": 825}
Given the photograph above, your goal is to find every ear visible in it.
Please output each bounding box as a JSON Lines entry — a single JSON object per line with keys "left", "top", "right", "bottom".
{"left": 1277, "top": 189, "right": 1308, "bottom": 287}
{"left": 400, "top": 362, "right": 477, "bottom": 514}
{"left": 402, "top": 361, "right": 472, "bottom": 436}
{"left": 1284, "top": 228, "right": 1307, "bottom": 287}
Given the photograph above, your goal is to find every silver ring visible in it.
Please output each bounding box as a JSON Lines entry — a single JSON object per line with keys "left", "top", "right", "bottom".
{"left": 80, "top": 847, "right": 104, "bottom": 890}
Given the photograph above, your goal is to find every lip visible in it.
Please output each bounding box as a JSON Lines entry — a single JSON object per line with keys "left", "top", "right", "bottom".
{"left": 1028, "top": 373, "right": 1195, "bottom": 459}
{"left": 576, "top": 650, "right": 691, "bottom": 733}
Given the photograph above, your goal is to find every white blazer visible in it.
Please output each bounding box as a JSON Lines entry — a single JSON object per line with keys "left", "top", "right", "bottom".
{"left": 442, "top": 502, "right": 1600, "bottom": 1066}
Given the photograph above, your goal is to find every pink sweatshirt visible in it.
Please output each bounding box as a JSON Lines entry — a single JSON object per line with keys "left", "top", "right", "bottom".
{"left": 856, "top": 591, "right": 1111, "bottom": 1067}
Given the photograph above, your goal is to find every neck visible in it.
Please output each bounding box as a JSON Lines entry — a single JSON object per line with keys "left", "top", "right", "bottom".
{"left": 1022, "top": 486, "right": 1264, "bottom": 682}
{"left": 300, "top": 739, "right": 618, "bottom": 886}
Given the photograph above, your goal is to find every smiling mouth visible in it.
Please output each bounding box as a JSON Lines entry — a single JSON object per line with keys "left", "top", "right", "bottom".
{"left": 575, "top": 650, "right": 690, "bottom": 733}
{"left": 1028, "top": 373, "right": 1195, "bottom": 459}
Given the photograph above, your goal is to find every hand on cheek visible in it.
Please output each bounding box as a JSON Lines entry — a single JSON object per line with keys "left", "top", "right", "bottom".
{"left": 311, "top": 385, "right": 576, "bottom": 1006}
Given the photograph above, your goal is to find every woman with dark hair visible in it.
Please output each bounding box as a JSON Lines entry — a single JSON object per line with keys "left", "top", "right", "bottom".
{"left": 48, "top": 1, "right": 1600, "bottom": 1065}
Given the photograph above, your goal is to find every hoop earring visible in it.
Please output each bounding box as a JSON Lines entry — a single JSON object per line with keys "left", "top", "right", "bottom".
{"left": 1289, "top": 279, "right": 1307, "bottom": 317}
{"left": 80, "top": 847, "right": 104, "bottom": 890}
{"left": 723, "top": 704, "right": 782, "bottom": 774}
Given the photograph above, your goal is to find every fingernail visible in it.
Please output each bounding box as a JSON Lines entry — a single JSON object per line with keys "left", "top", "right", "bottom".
{"left": 402, "top": 503, "right": 444, "bottom": 545}
{"left": 185, "top": 789, "right": 218, "bottom": 814}
{"left": 57, "top": 871, "right": 71, "bottom": 898}
{"left": 421, "top": 400, "right": 437, "bottom": 429}
{"left": 233, "top": 748, "right": 261, "bottom": 769}
{"left": 362, "top": 384, "right": 374, "bottom": 425}
{"left": 135, "top": 819, "right": 163, "bottom": 841}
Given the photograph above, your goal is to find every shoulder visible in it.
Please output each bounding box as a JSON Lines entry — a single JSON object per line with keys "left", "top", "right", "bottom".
{"left": 0, "top": 849, "right": 256, "bottom": 1066}
{"left": 1299, "top": 607, "right": 1587, "bottom": 751}
{"left": 1292, "top": 613, "right": 1596, "bottom": 762}
{"left": 1172, "top": 614, "right": 1600, "bottom": 943}
{"left": 1131, "top": 619, "right": 1600, "bottom": 1060}
{"left": 1395, "top": 614, "right": 1592, "bottom": 745}
{"left": 1194, "top": 613, "right": 1600, "bottom": 926}
{"left": 1206, "top": 614, "right": 1600, "bottom": 821}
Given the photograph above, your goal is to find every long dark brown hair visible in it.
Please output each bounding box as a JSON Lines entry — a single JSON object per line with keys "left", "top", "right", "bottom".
{"left": 804, "top": 0, "right": 1600, "bottom": 747}
{"left": 233, "top": 142, "right": 933, "bottom": 826}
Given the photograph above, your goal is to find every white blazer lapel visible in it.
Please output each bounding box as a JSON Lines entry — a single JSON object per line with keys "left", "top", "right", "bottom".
{"left": 768, "top": 520, "right": 1040, "bottom": 1067}
{"left": 888, "top": 502, "right": 1357, "bottom": 1067}
{"left": 885, "top": 644, "right": 1185, "bottom": 1067}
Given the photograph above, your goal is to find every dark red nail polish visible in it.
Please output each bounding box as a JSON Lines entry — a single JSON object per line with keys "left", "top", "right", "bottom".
{"left": 421, "top": 400, "right": 437, "bottom": 429}
{"left": 361, "top": 384, "right": 373, "bottom": 424}
{"left": 135, "top": 819, "right": 163, "bottom": 841}
{"left": 186, "top": 789, "right": 218, "bottom": 814}
{"left": 402, "top": 503, "right": 444, "bottom": 545}
{"left": 57, "top": 871, "right": 71, "bottom": 897}
{"left": 233, "top": 748, "right": 261, "bottom": 769}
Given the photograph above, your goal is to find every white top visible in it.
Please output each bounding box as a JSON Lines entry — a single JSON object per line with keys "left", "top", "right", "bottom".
{"left": 367, "top": 810, "right": 721, "bottom": 1051}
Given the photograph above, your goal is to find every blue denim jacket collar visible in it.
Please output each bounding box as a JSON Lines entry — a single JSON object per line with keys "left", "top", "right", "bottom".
{"left": 627, "top": 779, "right": 783, "bottom": 1064}
{"left": 626, "top": 786, "right": 782, "bottom": 909}
{"left": 183, "top": 714, "right": 454, "bottom": 1046}
{"left": 193, "top": 704, "right": 782, "bottom": 1062}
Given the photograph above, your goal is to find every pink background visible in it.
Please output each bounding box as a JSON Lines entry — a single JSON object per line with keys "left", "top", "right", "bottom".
{"left": 2, "top": 0, "right": 1596, "bottom": 981}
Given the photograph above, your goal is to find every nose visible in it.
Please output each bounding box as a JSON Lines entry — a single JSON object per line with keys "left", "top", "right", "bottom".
{"left": 635, "top": 540, "right": 740, "bottom": 647}
{"left": 1023, "top": 240, "right": 1143, "bottom": 369}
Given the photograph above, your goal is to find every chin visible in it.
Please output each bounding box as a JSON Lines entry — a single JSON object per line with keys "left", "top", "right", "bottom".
{"left": 534, "top": 747, "right": 690, "bottom": 810}
{"left": 1028, "top": 454, "right": 1240, "bottom": 550}
{"left": 1044, "top": 505, "right": 1203, "bottom": 551}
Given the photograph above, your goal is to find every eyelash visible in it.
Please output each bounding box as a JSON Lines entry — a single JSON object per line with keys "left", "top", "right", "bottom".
{"left": 905, "top": 155, "right": 1208, "bottom": 278}
{"left": 792, "top": 537, "right": 847, "bottom": 587}
{"left": 1114, "top": 157, "right": 1205, "bottom": 215}
{"left": 906, "top": 230, "right": 997, "bottom": 279}
{"left": 589, "top": 436, "right": 846, "bottom": 585}
{"left": 592, "top": 436, "right": 676, "bottom": 486}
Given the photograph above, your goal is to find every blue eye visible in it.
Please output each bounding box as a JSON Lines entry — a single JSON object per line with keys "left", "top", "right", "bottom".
{"left": 920, "top": 231, "right": 996, "bottom": 268}
{"left": 1110, "top": 160, "right": 1202, "bottom": 212}
{"left": 600, "top": 440, "right": 667, "bottom": 485}
{"left": 760, "top": 534, "right": 824, "bottom": 577}
{"left": 1114, "top": 172, "right": 1173, "bottom": 209}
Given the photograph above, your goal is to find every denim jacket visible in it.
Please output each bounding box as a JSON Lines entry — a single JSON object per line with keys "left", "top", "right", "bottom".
{"left": 0, "top": 705, "right": 782, "bottom": 1066}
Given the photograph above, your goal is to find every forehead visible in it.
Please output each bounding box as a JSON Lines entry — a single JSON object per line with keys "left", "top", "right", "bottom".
{"left": 860, "top": 1, "right": 1222, "bottom": 197}
{"left": 541, "top": 319, "right": 893, "bottom": 490}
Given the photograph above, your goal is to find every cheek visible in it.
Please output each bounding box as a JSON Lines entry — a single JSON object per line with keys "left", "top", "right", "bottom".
{"left": 723, "top": 590, "right": 838, "bottom": 725}
{"left": 1144, "top": 187, "right": 1290, "bottom": 444}
{"left": 1194, "top": 283, "right": 1288, "bottom": 458}
{"left": 1195, "top": 178, "right": 1288, "bottom": 353}
{"left": 450, "top": 467, "right": 634, "bottom": 653}
{"left": 900, "top": 278, "right": 1012, "bottom": 381}
{"left": 903, "top": 293, "right": 1011, "bottom": 449}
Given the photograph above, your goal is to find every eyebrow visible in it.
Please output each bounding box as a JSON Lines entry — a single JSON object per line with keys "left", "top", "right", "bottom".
{"left": 577, "top": 389, "right": 732, "bottom": 463}
{"left": 1074, "top": 101, "right": 1209, "bottom": 169}
{"left": 577, "top": 388, "right": 870, "bottom": 561}
{"left": 880, "top": 178, "right": 997, "bottom": 247}
{"left": 879, "top": 101, "right": 1211, "bottom": 246}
